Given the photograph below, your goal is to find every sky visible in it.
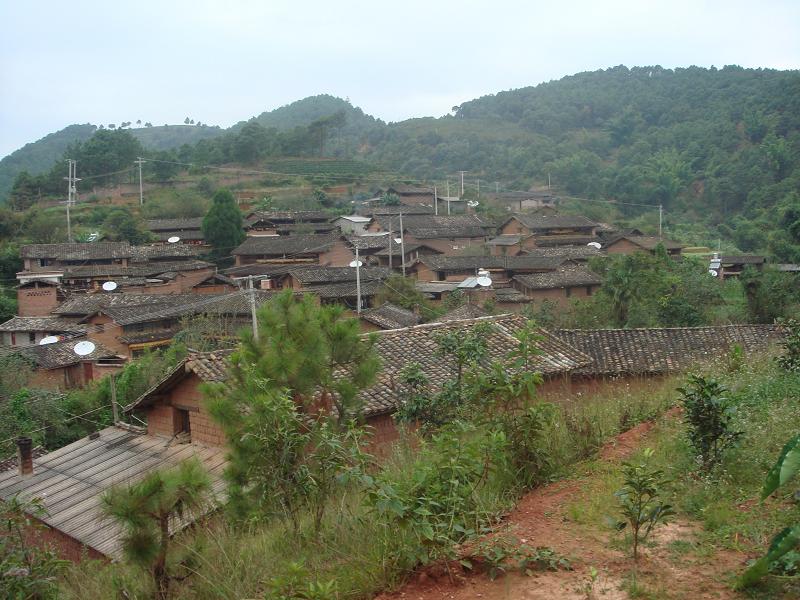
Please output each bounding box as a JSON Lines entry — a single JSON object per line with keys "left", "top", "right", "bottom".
{"left": 1, "top": 0, "right": 799, "bottom": 158}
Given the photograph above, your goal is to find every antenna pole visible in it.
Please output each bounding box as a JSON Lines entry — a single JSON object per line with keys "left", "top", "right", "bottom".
{"left": 477, "top": 179, "right": 480, "bottom": 199}
{"left": 355, "top": 246, "right": 362, "bottom": 314}
{"left": 459, "top": 170, "right": 466, "bottom": 197}
{"left": 248, "top": 275, "right": 259, "bottom": 342}
{"left": 399, "top": 212, "right": 406, "bottom": 277}
{"left": 135, "top": 157, "right": 146, "bottom": 205}
{"left": 548, "top": 172, "right": 551, "bottom": 189}
{"left": 446, "top": 180, "right": 450, "bottom": 197}
{"left": 434, "top": 185, "right": 438, "bottom": 216}
{"left": 110, "top": 373, "right": 119, "bottom": 425}
{"left": 63, "top": 159, "right": 80, "bottom": 242}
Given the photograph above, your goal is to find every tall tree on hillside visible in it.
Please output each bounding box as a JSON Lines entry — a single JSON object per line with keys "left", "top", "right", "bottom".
{"left": 202, "top": 188, "right": 244, "bottom": 258}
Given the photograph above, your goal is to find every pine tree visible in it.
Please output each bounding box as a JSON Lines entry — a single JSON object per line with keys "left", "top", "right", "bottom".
{"left": 201, "top": 188, "right": 244, "bottom": 258}
{"left": 101, "top": 459, "right": 212, "bottom": 600}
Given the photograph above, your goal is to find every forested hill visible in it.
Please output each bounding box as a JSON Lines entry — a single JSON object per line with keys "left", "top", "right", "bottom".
{"left": 5, "top": 66, "right": 800, "bottom": 259}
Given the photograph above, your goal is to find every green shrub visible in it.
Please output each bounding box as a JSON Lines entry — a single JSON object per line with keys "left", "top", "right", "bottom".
{"left": 677, "top": 375, "right": 743, "bottom": 471}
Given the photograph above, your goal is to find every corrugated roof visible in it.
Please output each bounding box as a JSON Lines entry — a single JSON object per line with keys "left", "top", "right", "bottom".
{"left": 360, "top": 303, "right": 420, "bottom": 330}
{"left": 232, "top": 234, "right": 339, "bottom": 256}
{"left": 552, "top": 325, "right": 781, "bottom": 376}
{"left": 513, "top": 265, "right": 602, "bottom": 290}
{"left": 0, "top": 427, "right": 225, "bottom": 559}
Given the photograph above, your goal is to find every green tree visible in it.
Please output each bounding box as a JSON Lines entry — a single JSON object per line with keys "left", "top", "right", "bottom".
{"left": 201, "top": 188, "right": 244, "bottom": 258}
{"left": 101, "top": 459, "right": 213, "bottom": 600}
{"left": 103, "top": 208, "right": 150, "bottom": 244}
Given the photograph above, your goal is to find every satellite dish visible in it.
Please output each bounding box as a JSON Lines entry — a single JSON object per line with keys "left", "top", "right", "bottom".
{"left": 708, "top": 270, "right": 719, "bottom": 277}
{"left": 394, "top": 238, "right": 402, "bottom": 245}
{"left": 587, "top": 242, "right": 602, "bottom": 249}
{"left": 39, "top": 336, "right": 59, "bottom": 345}
{"left": 467, "top": 200, "right": 479, "bottom": 207}
{"left": 73, "top": 341, "right": 96, "bottom": 356}
{"left": 476, "top": 276, "right": 493, "bottom": 287}
{"left": 349, "top": 260, "right": 363, "bottom": 268}
{"left": 167, "top": 236, "right": 181, "bottom": 244}
{"left": 102, "top": 281, "right": 118, "bottom": 292}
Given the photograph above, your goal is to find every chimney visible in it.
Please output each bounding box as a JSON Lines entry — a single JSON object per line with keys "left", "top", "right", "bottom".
{"left": 16, "top": 437, "right": 33, "bottom": 476}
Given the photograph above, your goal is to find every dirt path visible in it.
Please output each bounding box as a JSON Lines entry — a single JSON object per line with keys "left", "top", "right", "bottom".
{"left": 375, "top": 415, "right": 748, "bottom": 600}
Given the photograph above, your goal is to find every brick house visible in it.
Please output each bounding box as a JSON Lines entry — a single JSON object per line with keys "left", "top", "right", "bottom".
{"left": 231, "top": 233, "right": 354, "bottom": 267}
{"left": 146, "top": 217, "right": 206, "bottom": 245}
{"left": 512, "top": 265, "right": 603, "bottom": 305}
{"left": 498, "top": 214, "right": 599, "bottom": 249}
{"left": 383, "top": 184, "right": 435, "bottom": 207}
{"left": 410, "top": 255, "right": 571, "bottom": 286}
{"left": 13, "top": 338, "right": 124, "bottom": 390}
{"left": 604, "top": 234, "right": 683, "bottom": 257}
{"left": 0, "top": 316, "right": 87, "bottom": 347}
{"left": 368, "top": 214, "right": 495, "bottom": 255}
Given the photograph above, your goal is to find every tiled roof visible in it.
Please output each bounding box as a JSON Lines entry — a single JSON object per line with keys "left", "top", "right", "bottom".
{"left": 521, "top": 246, "right": 602, "bottom": 260}
{"left": 552, "top": 325, "right": 781, "bottom": 376}
{"left": 360, "top": 303, "right": 420, "bottom": 330}
{"left": 0, "top": 316, "right": 87, "bottom": 333}
{"left": 291, "top": 266, "right": 392, "bottom": 285}
{"left": 534, "top": 235, "right": 600, "bottom": 247}
{"left": 719, "top": 255, "right": 766, "bottom": 265}
{"left": 494, "top": 287, "right": 531, "bottom": 303}
{"left": 367, "top": 205, "right": 435, "bottom": 216}
{"left": 487, "top": 235, "right": 523, "bottom": 246}
{"left": 232, "top": 234, "right": 339, "bottom": 256}
{"left": 61, "top": 260, "right": 212, "bottom": 279}
{"left": 0, "top": 427, "right": 225, "bottom": 559}
{"left": 360, "top": 315, "right": 592, "bottom": 416}
{"left": 129, "top": 244, "right": 200, "bottom": 261}
{"left": 419, "top": 255, "right": 569, "bottom": 272}
{"left": 244, "top": 210, "right": 331, "bottom": 226}
{"left": 21, "top": 242, "right": 133, "bottom": 260}
{"left": 605, "top": 235, "right": 683, "bottom": 251}
{"left": 19, "top": 339, "right": 120, "bottom": 369}
{"left": 432, "top": 304, "right": 488, "bottom": 322}
{"left": 375, "top": 215, "right": 493, "bottom": 239}
{"left": 506, "top": 214, "right": 598, "bottom": 231}
{"left": 304, "top": 279, "right": 385, "bottom": 299}
{"left": 513, "top": 265, "right": 602, "bottom": 290}
{"left": 52, "top": 293, "right": 201, "bottom": 317}
{"left": 387, "top": 184, "right": 433, "bottom": 195}
{"left": 145, "top": 217, "right": 204, "bottom": 231}
{"left": 152, "top": 230, "right": 206, "bottom": 242}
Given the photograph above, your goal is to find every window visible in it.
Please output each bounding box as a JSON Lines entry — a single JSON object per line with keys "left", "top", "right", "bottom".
{"left": 565, "top": 287, "right": 572, "bottom": 298}
{"left": 586, "top": 286, "right": 594, "bottom": 296}
{"left": 29, "top": 332, "right": 36, "bottom": 344}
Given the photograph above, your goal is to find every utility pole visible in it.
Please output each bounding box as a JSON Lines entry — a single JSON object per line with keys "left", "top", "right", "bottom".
{"left": 399, "top": 212, "right": 406, "bottom": 277}
{"left": 495, "top": 181, "right": 499, "bottom": 193}
{"left": 658, "top": 204, "right": 663, "bottom": 239}
{"left": 63, "top": 159, "right": 80, "bottom": 242}
{"left": 476, "top": 179, "right": 480, "bottom": 199}
{"left": 135, "top": 157, "right": 146, "bottom": 206}
{"left": 458, "top": 171, "right": 467, "bottom": 197}
{"left": 110, "top": 374, "right": 119, "bottom": 424}
{"left": 548, "top": 172, "right": 551, "bottom": 189}
{"left": 355, "top": 246, "right": 362, "bottom": 314}
{"left": 248, "top": 275, "right": 259, "bottom": 342}
{"left": 387, "top": 217, "right": 393, "bottom": 269}
{"left": 446, "top": 180, "right": 450, "bottom": 197}
{"left": 434, "top": 185, "right": 438, "bottom": 216}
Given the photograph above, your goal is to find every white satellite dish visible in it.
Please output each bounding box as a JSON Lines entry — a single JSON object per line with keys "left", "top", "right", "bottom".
{"left": 73, "top": 341, "right": 96, "bottom": 356}
{"left": 394, "top": 238, "right": 402, "bottom": 245}
{"left": 708, "top": 270, "right": 719, "bottom": 277}
{"left": 167, "top": 236, "right": 181, "bottom": 244}
{"left": 349, "top": 260, "right": 363, "bottom": 268}
{"left": 587, "top": 242, "right": 602, "bottom": 249}
{"left": 102, "top": 281, "right": 118, "bottom": 292}
{"left": 476, "top": 276, "right": 493, "bottom": 287}
{"left": 467, "top": 200, "right": 479, "bottom": 208}
{"left": 39, "top": 336, "right": 59, "bottom": 345}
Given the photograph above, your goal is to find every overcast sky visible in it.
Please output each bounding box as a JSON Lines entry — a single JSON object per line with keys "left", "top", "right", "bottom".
{"left": 1, "top": 0, "right": 798, "bottom": 158}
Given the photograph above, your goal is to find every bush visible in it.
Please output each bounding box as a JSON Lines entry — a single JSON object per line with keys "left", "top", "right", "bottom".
{"left": 677, "top": 375, "right": 743, "bottom": 471}
{"left": 776, "top": 318, "right": 800, "bottom": 372}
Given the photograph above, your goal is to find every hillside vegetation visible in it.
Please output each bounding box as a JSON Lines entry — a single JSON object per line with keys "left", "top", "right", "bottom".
{"left": 4, "top": 66, "right": 800, "bottom": 259}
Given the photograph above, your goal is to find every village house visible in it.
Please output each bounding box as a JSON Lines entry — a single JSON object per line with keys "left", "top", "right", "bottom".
{"left": 333, "top": 215, "right": 372, "bottom": 235}
{"left": 383, "top": 184, "right": 435, "bottom": 207}
{"left": 243, "top": 210, "right": 335, "bottom": 236}
{"left": 713, "top": 254, "right": 766, "bottom": 279}
{"left": 498, "top": 214, "right": 600, "bottom": 249}
{"left": 511, "top": 264, "right": 603, "bottom": 305}
{"left": 0, "top": 316, "right": 87, "bottom": 347}
{"left": 486, "top": 191, "right": 558, "bottom": 212}
{"left": 146, "top": 217, "right": 206, "bottom": 245}
{"left": 604, "top": 234, "right": 683, "bottom": 257}
{"left": 410, "top": 255, "right": 572, "bottom": 287}
{"left": 348, "top": 234, "right": 442, "bottom": 268}
{"left": 13, "top": 338, "right": 124, "bottom": 390}
{"left": 368, "top": 214, "right": 495, "bottom": 255}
